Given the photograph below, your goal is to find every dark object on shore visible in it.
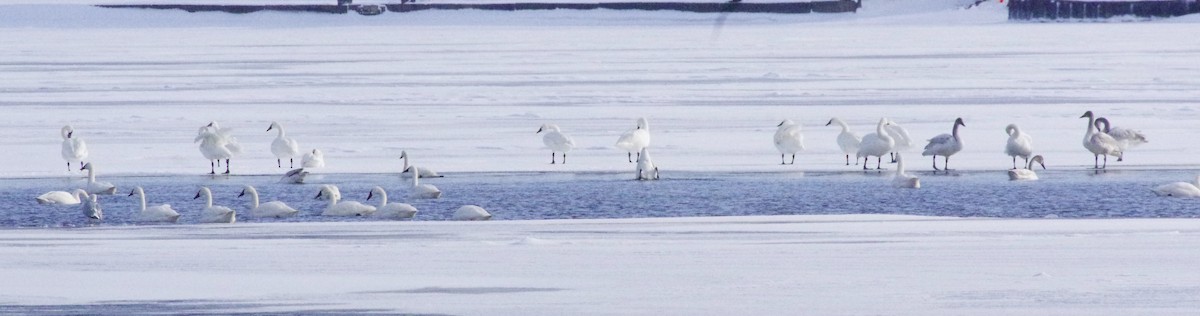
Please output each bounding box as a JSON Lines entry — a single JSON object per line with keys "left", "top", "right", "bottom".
{"left": 1008, "top": 0, "right": 1200, "bottom": 20}
{"left": 98, "top": 0, "right": 861, "bottom": 15}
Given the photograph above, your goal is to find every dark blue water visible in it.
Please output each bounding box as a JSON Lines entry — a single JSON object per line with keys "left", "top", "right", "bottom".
{"left": 2, "top": 169, "right": 1198, "bottom": 228}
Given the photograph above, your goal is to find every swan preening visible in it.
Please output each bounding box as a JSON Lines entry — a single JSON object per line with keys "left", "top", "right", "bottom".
{"left": 773, "top": 119, "right": 804, "bottom": 165}
{"left": 195, "top": 122, "right": 242, "bottom": 174}
{"left": 1152, "top": 174, "right": 1200, "bottom": 198}
{"left": 1094, "top": 117, "right": 1147, "bottom": 161}
{"left": 60, "top": 125, "right": 89, "bottom": 172}
{"left": 194, "top": 186, "right": 236, "bottom": 224}
{"left": 400, "top": 150, "right": 442, "bottom": 178}
{"left": 884, "top": 119, "right": 911, "bottom": 163}
{"left": 302, "top": 148, "right": 325, "bottom": 168}
{"left": 922, "top": 117, "right": 965, "bottom": 171}
{"left": 267, "top": 121, "right": 301, "bottom": 168}
{"left": 1008, "top": 155, "right": 1045, "bottom": 181}
{"left": 892, "top": 153, "right": 919, "bottom": 189}
{"left": 409, "top": 169, "right": 443, "bottom": 199}
{"left": 1080, "top": 111, "right": 1123, "bottom": 169}
{"left": 80, "top": 191, "right": 102, "bottom": 221}
{"left": 240, "top": 185, "right": 299, "bottom": 218}
{"left": 1005, "top": 124, "right": 1034, "bottom": 169}
{"left": 616, "top": 117, "right": 651, "bottom": 163}
{"left": 636, "top": 147, "right": 659, "bottom": 180}
{"left": 453, "top": 205, "right": 492, "bottom": 221}
{"left": 80, "top": 163, "right": 116, "bottom": 195}
{"left": 280, "top": 168, "right": 308, "bottom": 184}
{"left": 368, "top": 186, "right": 417, "bottom": 219}
{"left": 537, "top": 124, "right": 576, "bottom": 164}
{"left": 316, "top": 185, "right": 376, "bottom": 216}
{"left": 856, "top": 118, "right": 894, "bottom": 170}
{"left": 128, "top": 186, "right": 181, "bottom": 223}
{"left": 825, "top": 117, "right": 861, "bottom": 166}
{"left": 36, "top": 189, "right": 87, "bottom": 206}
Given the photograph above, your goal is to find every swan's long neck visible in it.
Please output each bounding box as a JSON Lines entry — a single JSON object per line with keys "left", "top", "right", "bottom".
{"left": 248, "top": 188, "right": 259, "bottom": 209}
{"left": 136, "top": 189, "right": 147, "bottom": 211}
{"left": 876, "top": 120, "right": 886, "bottom": 136}
{"left": 835, "top": 119, "right": 850, "bottom": 133}
{"left": 203, "top": 189, "right": 213, "bottom": 208}
{"left": 61, "top": 128, "right": 70, "bottom": 140}
{"left": 412, "top": 170, "right": 420, "bottom": 187}
{"left": 375, "top": 188, "right": 388, "bottom": 207}
{"left": 402, "top": 153, "right": 410, "bottom": 170}
{"left": 275, "top": 126, "right": 286, "bottom": 138}
{"left": 896, "top": 156, "right": 906, "bottom": 175}
{"left": 1085, "top": 114, "right": 1096, "bottom": 135}
{"left": 326, "top": 191, "right": 339, "bottom": 208}
{"left": 86, "top": 167, "right": 96, "bottom": 182}
{"left": 951, "top": 122, "right": 961, "bottom": 141}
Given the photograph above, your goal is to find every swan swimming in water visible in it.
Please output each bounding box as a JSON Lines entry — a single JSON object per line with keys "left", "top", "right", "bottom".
{"left": 1152, "top": 174, "right": 1200, "bottom": 198}
{"left": 856, "top": 118, "right": 895, "bottom": 170}
{"left": 1080, "top": 111, "right": 1122, "bottom": 169}
{"left": 316, "top": 185, "right": 376, "bottom": 216}
{"left": 128, "top": 186, "right": 181, "bottom": 223}
{"left": 267, "top": 121, "right": 301, "bottom": 168}
{"left": 891, "top": 153, "right": 920, "bottom": 189}
{"left": 1008, "top": 155, "right": 1045, "bottom": 181}
{"left": 1004, "top": 124, "right": 1034, "bottom": 169}
{"left": 280, "top": 168, "right": 308, "bottom": 184}
{"left": 825, "top": 117, "right": 861, "bottom": 166}
{"left": 773, "top": 119, "right": 804, "bottom": 165}
{"left": 239, "top": 185, "right": 299, "bottom": 218}
{"left": 79, "top": 163, "right": 116, "bottom": 195}
{"left": 36, "top": 189, "right": 88, "bottom": 206}
{"left": 400, "top": 150, "right": 442, "bottom": 178}
{"left": 537, "top": 124, "right": 576, "bottom": 164}
{"left": 615, "top": 118, "right": 651, "bottom": 163}
{"left": 194, "top": 186, "right": 236, "bottom": 224}
{"left": 302, "top": 148, "right": 325, "bottom": 168}
{"left": 636, "top": 147, "right": 660, "bottom": 180}
{"left": 453, "top": 205, "right": 492, "bottom": 221}
{"left": 884, "top": 119, "right": 911, "bottom": 163}
{"left": 922, "top": 117, "right": 966, "bottom": 171}
{"left": 368, "top": 186, "right": 417, "bottom": 219}
{"left": 1094, "top": 117, "right": 1147, "bottom": 162}
{"left": 80, "top": 191, "right": 102, "bottom": 222}
{"left": 408, "top": 169, "right": 443, "bottom": 199}
{"left": 60, "top": 125, "right": 88, "bottom": 172}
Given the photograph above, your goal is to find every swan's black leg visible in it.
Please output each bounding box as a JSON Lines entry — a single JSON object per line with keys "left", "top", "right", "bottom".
{"left": 290, "top": 158, "right": 294, "bottom": 168}
{"left": 1012, "top": 156, "right": 1017, "bottom": 170}
{"left": 876, "top": 156, "right": 883, "bottom": 170}
{"left": 862, "top": 157, "right": 869, "bottom": 170}
{"left": 931, "top": 156, "right": 940, "bottom": 171}
{"left": 563, "top": 153, "right": 567, "bottom": 164}
{"left": 210, "top": 160, "right": 216, "bottom": 175}
{"left": 890, "top": 152, "right": 896, "bottom": 163}
{"left": 223, "top": 159, "right": 230, "bottom": 174}
{"left": 551, "top": 152, "right": 556, "bottom": 164}
{"left": 944, "top": 156, "right": 950, "bottom": 171}
{"left": 277, "top": 159, "right": 281, "bottom": 168}
{"left": 628, "top": 152, "right": 633, "bottom": 163}
{"left": 66, "top": 162, "right": 71, "bottom": 172}
{"left": 790, "top": 154, "right": 796, "bottom": 165}
{"left": 1102, "top": 155, "right": 1107, "bottom": 169}
{"left": 780, "top": 154, "right": 786, "bottom": 165}
{"left": 1094, "top": 154, "right": 1099, "bottom": 169}
{"left": 845, "top": 154, "right": 850, "bottom": 166}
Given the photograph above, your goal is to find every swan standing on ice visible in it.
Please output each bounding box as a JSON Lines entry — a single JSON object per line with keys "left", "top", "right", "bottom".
{"left": 453, "top": 205, "right": 492, "bottom": 221}
{"left": 400, "top": 150, "right": 442, "bottom": 178}
{"left": 280, "top": 168, "right": 308, "bottom": 184}
{"left": 80, "top": 191, "right": 102, "bottom": 222}
{"left": 239, "top": 185, "right": 299, "bottom": 218}
{"left": 884, "top": 119, "right": 911, "bottom": 163}
{"left": 37, "top": 189, "right": 88, "bottom": 206}
{"left": 1004, "top": 124, "right": 1034, "bottom": 169}
{"left": 773, "top": 119, "right": 804, "bottom": 165}
{"left": 856, "top": 118, "right": 895, "bottom": 170}
{"left": 409, "top": 169, "right": 443, "bottom": 199}
{"left": 60, "top": 125, "right": 88, "bottom": 172}
{"left": 195, "top": 123, "right": 241, "bottom": 174}
{"left": 825, "top": 117, "right": 861, "bottom": 165}
{"left": 1152, "top": 174, "right": 1200, "bottom": 197}
{"left": 1094, "top": 117, "right": 1147, "bottom": 161}
{"left": 1080, "top": 111, "right": 1122, "bottom": 169}
{"left": 204, "top": 121, "right": 243, "bottom": 165}
{"left": 615, "top": 118, "right": 651, "bottom": 163}
{"left": 267, "top": 121, "right": 301, "bottom": 168}
{"left": 79, "top": 163, "right": 116, "bottom": 195}
{"left": 537, "top": 124, "right": 576, "bottom": 164}
{"left": 1008, "top": 155, "right": 1045, "bottom": 181}
{"left": 194, "top": 186, "right": 236, "bottom": 224}
{"left": 892, "top": 153, "right": 920, "bottom": 189}
{"left": 302, "top": 149, "right": 325, "bottom": 168}
{"left": 636, "top": 147, "right": 660, "bottom": 180}
{"left": 315, "top": 185, "right": 376, "bottom": 216}
{"left": 367, "top": 186, "right": 417, "bottom": 219}
{"left": 128, "top": 186, "right": 181, "bottom": 223}
{"left": 922, "top": 118, "right": 966, "bottom": 172}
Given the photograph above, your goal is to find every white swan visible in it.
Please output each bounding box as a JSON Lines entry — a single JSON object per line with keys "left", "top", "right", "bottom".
{"left": 615, "top": 117, "right": 651, "bottom": 163}
{"left": 636, "top": 147, "right": 660, "bottom": 180}
{"left": 60, "top": 125, "right": 88, "bottom": 172}
{"left": 856, "top": 118, "right": 895, "bottom": 170}
{"left": 128, "top": 186, "right": 181, "bottom": 223}
{"left": 1008, "top": 155, "right": 1045, "bottom": 181}
{"left": 884, "top": 119, "right": 912, "bottom": 163}
{"left": 316, "top": 185, "right": 376, "bottom": 216}
{"left": 79, "top": 162, "right": 116, "bottom": 195}
{"left": 267, "top": 121, "right": 301, "bottom": 168}
{"left": 453, "top": 205, "right": 492, "bottom": 221}
{"left": 400, "top": 150, "right": 442, "bottom": 178}
{"left": 1080, "top": 111, "right": 1123, "bottom": 169}
{"left": 537, "top": 124, "right": 576, "bottom": 164}
{"left": 1004, "top": 124, "right": 1034, "bottom": 169}
{"left": 80, "top": 191, "right": 102, "bottom": 222}
{"left": 280, "top": 168, "right": 308, "bottom": 184}
{"left": 892, "top": 153, "right": 920, "bottom": 189}
{"left": 36, "top": 189, "right": 87, "bottom": 205}
{"left": 1152, "top": 174, "right": 1200, "bottom": 197}
{"left": 194, "top": 186, "right": 236, "bottom": 224}
{"left": 825, "top": 117, "right": 861, "bottom": 165}
{"left": 302, "top": 148, "right": 325, "bottom": 168}
{"left": 239, "top": 185, "right": 299, "bottom": 218}
{"left": 922, "top": 117, "right": 966, "bottom": 171}
{"left": 368, "top": 186, "right": 417, "bottom": 219}
{"left": 409, "top": 170, "right": 443, "bottom": 199}
{"left": 1094, "top": 117, "right": 1147, "bottom": 161}
{"left": 773, "top": 119, "right": 804, "bottom": 165}
{"left": 195, "top": 125, "right": 236, "bottom": 174}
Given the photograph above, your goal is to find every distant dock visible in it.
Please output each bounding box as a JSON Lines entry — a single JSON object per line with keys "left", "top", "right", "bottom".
{"left": 96, "top": 0, "right": 862, "bottom": 15}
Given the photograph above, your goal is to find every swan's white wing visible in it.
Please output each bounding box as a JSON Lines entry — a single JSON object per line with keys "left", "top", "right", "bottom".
{"left": 256, "top": 201, "right": 299, "bottom": 217}
{"left": 884, "top": 124, "right": 911, "bottom": 148}
{"left": 923, "top": 134, "right": 953, "bottom": 151}
{"left": 1090, "top": 133, "right": 1123, "bottom": 155}
{"left": 140, "top": 204, "right": 181, "bottom": 223}
{"left": 615, "top": 129, "right": 638, "bottom": 150}
{"left": 1107, "top": 127, "right": 1147, "bottom": 145}
{"left": 377, "top": 203, "right": 418, "bottom": 219}
{"left": 544, "top": 132, "right": 575, "bottom": 150}
{"left": 1152, "top": 182, "right": 1200, "bottom": 197}
{"left": 36, "top": 191, "right": 80, "bottom": 205}
{"left": 302, "top": 151, "right": 325, "bottom": 168}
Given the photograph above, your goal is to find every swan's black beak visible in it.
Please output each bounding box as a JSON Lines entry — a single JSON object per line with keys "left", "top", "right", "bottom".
{"left": 315, "top": 191, "right": 323, "bottom": 199}
{"left": 127, "top": 190, "right": 135, "bottom": 197}
{"left": 193, "top": 192, "right": 201, "bottom": 199}
{"left": 266, "top": 126, "right": 272, "bottom": 132}
{"left": 536, "top": 127, "right": 543, "bottom": 133}
{"left": 824, "top": 119, "right": 832, "bottom": 126}
{"left": 777, "top": 121, "right": 785, "bottom": 127}
{"left": 79, "top": 164, "right": 86, "bottom": 171}
{"left": 67, "top": 131, "right": 73, "bottom": 138}
{"left": 1080, "top": 111, "right": 1091, "bottom": 118}
{"left": 367, "top": 192, "right": 374, "bottom": 200}
{"left": 403, "top": 167, "right": 411, "bottom": 172}
{"left": 238, "top": 190, "right": 245, "bottom": 198}
{"left": 206, "top": 122, "right": 214, "bottom": 127}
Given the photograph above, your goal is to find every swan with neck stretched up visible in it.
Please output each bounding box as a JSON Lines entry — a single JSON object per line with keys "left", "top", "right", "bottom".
{"left": 856, "top": 118, "right": 895, "bottom": 170}
{"left": 267, "top": 121, "right": 301, "bottom": 168}
{"left": 302, "top": 148, "right": 325, "bottom": 168}
{"left": 825, "top": 117, "right": 861, "bottom": 166}
{"left": 409, "top": 170, "right": 443, "bottom": 199}
{"left": 1008, "top": 155, "right": 1046, "bottom": 181}
{"left": 36, "top": 189, "right": 88, "bottom": 206}
{"left": 60, "top": 125, "right": 89, "bottom": 172}
{"left": 453, "top": 205, "right": 492, "bottom": 221}
{"left": 400, "top": 150, "right": 442, "bottom": 178}
{"left": 922, "top": 118, "right": 966, "bottom": 171}
{"left": 1005, "top": 124, "right": 1034, "bottom": 169}
{"left": 79, "top": 163, "right": 116, "bottom": 195}
{"left": 884, "top": 119, "right": 911, "bottom": 163}
{"left": 368, "top": 186, "right": 417, "bottom": 219}
{"left": 537, "top": 123, "right": 576, "bottom": 164}
{"left": 1079, "top": 111, "right": 1122, "bottom": 169}
{"left": 1094, "top": 117, "right": 1146, "bottom": 162}
{"left": 128, "top": 186, "right": 181, "bottom": 223}
{"left": 80, "top": 191, "right": 102, "bottom": 222}
{"left": 615, "top": 117, "right": 651, "bottom": 163}
{"left": 773, "top": 119, "right": 804, "bottom": 165}
{"left": 316, "top": 185, "right": 376, "bottom": 216}
{"left": 636, "top": 147, "right": 660, "bottom": 180}
{"left": 194, "top": 186, "right": 236, "bottom": 224}
{"left": 1152, "top": 174, "right": 1200, "bottom": 198}
{"left": 891, "top": 153, "right": 920, "bottom": 189}
{"left": 239, "top": 185, "right": 299, "bottom": 218}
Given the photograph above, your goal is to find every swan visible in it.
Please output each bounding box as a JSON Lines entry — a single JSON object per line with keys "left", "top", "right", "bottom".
{"left": 79, "top": 162, "right": 116, "bottom": 195}
{"left": 368, "top": 186, "right": 417, "bottom": 219}
{"left": 36, "top": 189, "right": 88, "bottom": 205}
{"left": 884, "top": 119, "right": 912, "bottom": 163}
{"left": 400, "top": 150, "right": 442, "bottom": 178}
{"left": 636, "top": 147, "right": 660, "bottom": 180}
{"left": 280, "top": 168, "right": 308, "bottom": 184}
{"left": 856, "top": 118, "right": 895, "bottom": 170}
{"left": 773, "top": 119, "right": 804, "bottom": 165}
{"left": 1004, "top": 124, "right": 1034, "bottom": 169}
{"left": 315, "top": 185, "right": 376, "bottom": 216}
{"left": 1008, "top": 155, "right": 1045, "bottom": 181}
{"left": 194, "top": 186, "right": 236, "bottom": 224}
{"left": 537, "top": 124, "right": 576, "bottom": 164}
{"left": 1080, "top": 111, "right": 1123, "bottom": 169}
{"left": 409, "top": 169, "right": 443, "bottom": 199}
{"left": 80, "top": 191, "right": 102, "bottom": 222}
{"left": 1152, "top": 174, "right": 1200, "bottom": 197}
{"left": 922, "top": 117, "right": 966, "bottom": 171}
{"left": 615, "top": 117, "right": 651, "bottom": 163}
{"left": 453, "top": 205, "right": 492, "bottom": 221}
{"left": 302, "top": 148, "right": 325, "bottom": 168}
{"left": 239, "top": 185, "right": 299, "bottom": 218}
{"left": 825, "top": 117, "right": 861, "bottom": 165}
{"left": 60, "top": 125, "right": 88, "bottom": 172}
{"left": 891, "top": 153, "right": 920, "bottom": 189}
{"left": 267, "top": 121, "right": 301, "bottom": 168}
{"left": 1094, "top": 117, "right": 1147, "bottom": 161}
{"left": 195, "top": 126, "right": 235, "bottom": 174}
{"left": 128, "top": 186, "right": 181, "bottom": 223}
{"left": 204, "top": 121, "right": 244, "bottom": 160}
